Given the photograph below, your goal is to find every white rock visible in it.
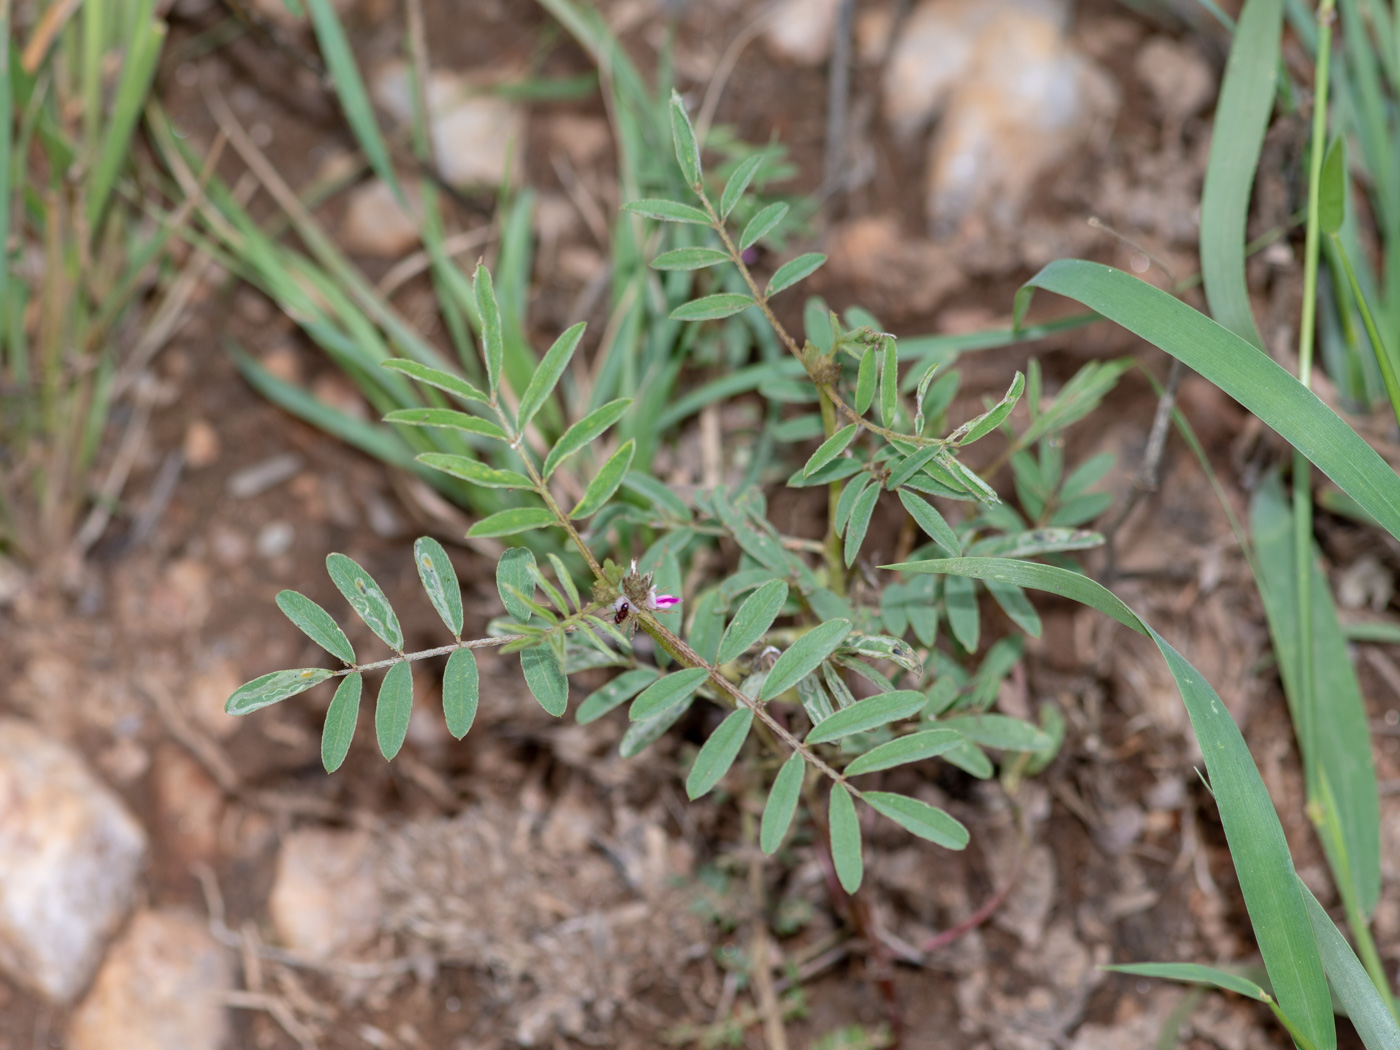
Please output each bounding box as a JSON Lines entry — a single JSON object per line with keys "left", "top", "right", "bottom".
{"left": 341, "top": 178, "right": 422, "bottom": 257}
{"left": 373, "top": 61, "right": 525, "bottom": 189}
{"left": 883, "top": 0, "right": 1070, "bottom": 138}
{"left": 924, "top": 12, "right": 1119, "bottom": 235}
{"left": 67, "top": 909, "right": 232, "bottom": 1050}
{"left": 269, "top": 827, "right": 382, "bottom": 959}
{"left": 0, "top": 719, "right": 147, "bottom": 1002}
{"left": 763, "top": 0, "right": 842, "bottom": 65}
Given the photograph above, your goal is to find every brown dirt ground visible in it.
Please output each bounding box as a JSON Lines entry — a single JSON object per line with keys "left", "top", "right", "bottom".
{"left": 3, "top": 1, "right": 1399, "bottom": 1048}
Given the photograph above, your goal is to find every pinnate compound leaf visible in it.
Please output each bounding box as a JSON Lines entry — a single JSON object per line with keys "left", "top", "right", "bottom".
{"left": 802, "top": 424, "right": 858, "bottom": 478}
{"left": 417, "top": 454, "right": 534, "bottom": 489}
{"left": 740, "top": 202, "right": 788, "bottom": 251}
{"left": 467, "top": 506, "right": 555, "bottom": 538}
{"left": 630, "top": 667, "right": 711, "bottom": 722}
{"left": 521, "top": 644, "right": 568, "bottom": 716}
{"left": 651, "top": 247, "right": 730, "bottom": 270}
{"left": 622, "top": 198, "right": 712, "bottom": 224}
{"left": 720, "top": 153, "right": 763, "bottom": 218}
{"left": 761, "top": 754, "right": 805, "bottom": 854}
{"left": 382, "top": 359, "right": 489, "bottom": 406}
{"left": 517, "top": 322, "right": 586, "bottom": 431}
{"left": 671, "top": 294, "right": 755, "bottom": 321}
{"left": 543, "top": 398, "right": 632, "bottom": 478}
{"left": 717, "top": 579, "right": 789, "bottom": 665}
{"left": 577, "top": 667, "right": 661, "bottom": 725}
{"left": 326, "top": 553, "right": 403, "bottom": 650}
{"left": 760, "top": 619, "right": 853, "bottom": 700}
{"left": 829, "top": 784, "right": 863, "bottom": 893}
{"left": 806, "top": 690, "right": 927, "bottom": 743}
{"left": 276, "top": 590, "right": 355, "bottom": 664}
{"left": 766, "top": 253, "right": 827, "bottom": 297}
{"left": 864, "top": 791, "right": 969, "bottom": 849}
{"left": 442, "top": 647, "right": 479, "bottom": 739}
{"left": 414, "top": 536, "right": 463, "bottom": 637}
{"left": 686, "top": 708, "right": 754, "bottom": 799}
{"left": 669, "top": 89, "right": 702, "bottom": 187}
{"left": 496, "top": 547, "right": 537, "bottom": 622}
{"left": 384, "top": 408, "right": 508, "bottom": 441}
{"left": 897, "top": 490, "right": 961, "bottom": 556}
{"left": 474, "top": 264, "right": 504, "bottom": 394}
{"left": 227, "top": 668, "right": 334, "bottom": 715}
{"left": 570, "top": 439, "right": 635, "bottom": 519}
{"left": 321, "top": 673, "right": 361, "bottom": 772}
{"left": 845, "top": 728, "right": 963, "bottom": 776}
{"left": 375, "top": 661, "right": 413, "bottom": 760}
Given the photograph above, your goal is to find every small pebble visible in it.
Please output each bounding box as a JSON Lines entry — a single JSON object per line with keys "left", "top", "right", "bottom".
{"left": 226, "top": 453, "right": 303, "bottom": 500}
{"left": 341, "top": 179, "right": 422, "bottom": 257}
{"left": 255, "top": 521, "right": 296, "bottom": 559}
{"left": 182, "top": 420, "right": 220, "bottom": 469}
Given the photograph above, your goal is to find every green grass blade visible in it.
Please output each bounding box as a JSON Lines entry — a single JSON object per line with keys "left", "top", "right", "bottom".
{"left": 1300, "top": 881, "right": 1400, "bottom": 1043}
{"left": 87, "top": 8, "right": 165, "bottom": 232}
{"left": 304, "top": 0, "right": 403, "bottom": 202}
{"left": 1015, "top": 260, "right": 1400, "bottom": 543}
{"left": 1199, "top": 0, "right": 1282, "bottom": 348}
{"left": 882, "top": 556, "right": 1334, "bottom": 1050}
{"left": 1251, "top": 473, "right": 1380, "bottom": 915}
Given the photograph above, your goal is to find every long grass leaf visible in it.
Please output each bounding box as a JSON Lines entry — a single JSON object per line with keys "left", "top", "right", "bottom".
{"left": 883, "top": 556, "right": 1334, "bottom": 1050}
{"left": 1015, "top": 260, "right": 1400, "bottom": 543}
{"left": 1199, "top": 0, "right": 1282, "bottom": 348}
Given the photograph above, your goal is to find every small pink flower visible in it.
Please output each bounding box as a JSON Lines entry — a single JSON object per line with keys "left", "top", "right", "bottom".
{"left": 646, "top": 588, "right": 681, "bottom": 612}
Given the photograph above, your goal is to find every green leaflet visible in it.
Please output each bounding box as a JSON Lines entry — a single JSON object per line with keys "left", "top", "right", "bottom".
{"left": 864, "top": 791, "right": 969, "bottom": 849}
{"left": 760, "top": 754, "right": 805, "bottom": 854}
{"left": 326, "top": 553, "right": 403, "bottom": 651}
{"left": 496, "top": 547, "right": 538, "bottom": 622}
{"left": 570, "top": 439, "right": 635, "bottom": 518}
{"left": 321, "top": 673, "right": 362, "bottom": 772}
{"left": 227, "top": 668, "right": 334, "bottom": 716}
{"left": 276, "top": 590, "right": 355, "bottom": 664}
{"left": 717, "top": 579, "right": 789, "bottom": 665}
{"left": 442, "top": 647, "right": 479, "bottom": 739}
{"left": 686, "top": 708, "right": 754, "bottom": 799}
{"left": 844, "top": 728, "right": 963, "bottom": 776}
{"left": 828, "top": 784, "right": 863, "bottom": 893}
{"left": 521, "top": 644, "right": 568, "bottom": 716}
{"left": 805, "top": 690, "right": 928, "bottom": 744}
{"left": 375, "top": 661, "right": 413, "bottom": 761}
{"left": 543, "top": 399, "right": 632, "bottom": 478}
{"left": 630, "top": 667, "right": 711, "bottom": 721}
{"left": 517, "top": 322, "right": 586, "bottom": 431}
{"left": 760, "top": 619, "right": 853, "bottom": 700}
{"left": 467, "top": 507, "right": 555, "bottom": 538}
{"left": 414, "top": 536, "right": 463, "bottom": 637}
